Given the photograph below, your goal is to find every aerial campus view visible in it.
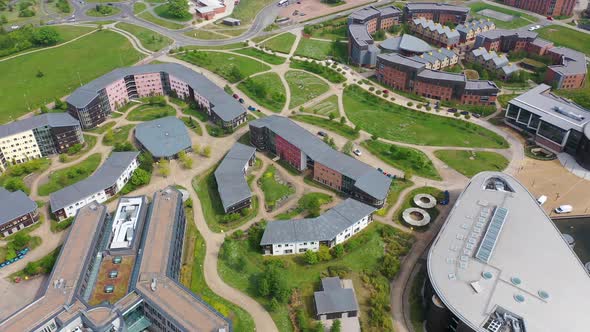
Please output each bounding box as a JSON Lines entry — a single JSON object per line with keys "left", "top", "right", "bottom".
{"left": 2, "top": 0, "right": 590, "bottom": 331}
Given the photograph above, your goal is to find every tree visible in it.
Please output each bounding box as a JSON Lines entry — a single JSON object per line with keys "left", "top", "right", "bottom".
{"left": 340, "top": 116, "right": 346, "bottom": 125}
{"left": 332, "top": 244, "right": 344, "bottom": 258}
{"left": 354, "top": 124, "right": 361, "bottom": 133}
{"left": 328, "top": 112, "right": 336, "bottom": 120}
{"left": 304, "top": 250, "right": 319, "bottom": 265}
{"left": 269, "top": 298, "right": 280, "bottom": 312}
{"left": 0, "top": 15, "right": 7, "bottom": 24}
{"left": 130, "top": 168, "right": 150, "bottom": 186}
{"left": 12, "top": 232, "right": 31, "bottom": 249}
{"left": 32, "top": 27, "right": 60, "bottom": 46}
{"left": 67, "top": 143, "right": 83, "bottom": 155}
{"left": 318, "top": 245, "right": 332, "bottom": 261}
{"left": 403, "top": 170, "right": 413, "bottom": 181}
{"left": 342, "top": 141, "right": 353, "bottom": 155}
{"left": 158, "top": 160, "right": 170, "bottom": 177}
{"left": 256, "top": 264, "right": 291, "bottom": 302}
{"left": 24, "top": 262, "right": 39, "bottom": 276}
{"left": 113, "top": 142, "right": 135, "bottom": 152}
{"left": 371, "top": 134, "right": 379, "bottom": 141}
{"left": 4, "top": 177, "right": 27, "bottom": 192}
{"left": 36, "top": 69, "right": 44, "bottom": 78}
{"left": 39, "top": 105, "right": 49, "bottom": 114}
{"left": 381, "top": 254, "right": 401, "bottom": 279}
{"left": 165, "top": 0, "right": 190, "bottom": 19}
{"left": 331, "top": 319, "right": 342, "bottom": 332}
{"left": 54, "top": 97, "right": 66, "bottom": 110}
{"left": 202, "top": 146, "right": 211, "bottom": 158}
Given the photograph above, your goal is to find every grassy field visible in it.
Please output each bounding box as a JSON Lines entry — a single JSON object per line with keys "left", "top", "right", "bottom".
{"left": 86, "top": 6, "right": 121, "bottom": 16}
{"left": 181, "top": 116, "right": 203, "bottom": 135}
{"left": 259, "top": 165, "right": 294, "bottom": 210}
{"left": 231, "top": 0, "right": 276, "bottom": 24}
{"left": 343, "top": 86, "right": 509, "bottom": 148}
{"left": 289, "top": 59, "right": 345, "bottom": 83}
{"left": 115, "top": 22, "right": 173, "bottom": 51}
{"left": 103, "top": 124, "right": 134, "bottom": 146}
{"left": 234, "top": 48, "right": 286, "bottom": 65}
{"left": 89, "top": 121, "right": 116, "bottom": 134}
{"left": 0, "top": 30, "right": 143, "bottom": 125}
{"left": 237, "top": 72, "right": 285, "bottom": 112}
{"left": 294, "top": 38, "right": 347, "bottom": 61}
{"left": 537, "top": 25, "right": 590, "bottom": 56}
{"left": 126, "top": 104, "right": 175, "bottom": 121}
{"left": 308, "top": 17, "right": 347, "bottom": 41}
{"left": 153, "top": 3, "right": 193, "bottom": 21}
{"left": 290, "top": 115, "right": 359, "bottom": 140}
{"left": 133, "top": 2, "right": 147, "bottom": 13}
{"left": 497, "top": 93, "right": 519, "bottom": 108}
{"left": 362, "top": 140, "right": 441, "bottom": 180}
{"left": 305, "top": 95, "right": 338, "bottom": 116}
{"left": 178, "top": 51, "right": 270, "bottom": 83}
{"left": 468, "top": 2, "right": 537, "bottom": 29}
{"left": 261, "top": 33, "right": 297, "bottom": 54}
{"left": 138, "top": 11, "right": 185, "bottom": 29}
{"left": 192, "top": 168, "right": 259, "bottom": 232}
{"left": 434, "top": 150, "right": 509, "bottom": 178}
{"left": 275, "top": 192, "right": 333, "bottom": 220}
{"left": 394, "top": 187, "right": 443, "bottom": 229}
{"left": 37, "top": 153, "right": 102, "bottom": 196}
{"left": 184, "top": 29, "right": 231, "bottom": 40}
{"left": 375, "top": 179, "right": 414, "bottom": 217}
{"left": 285, "top": 71, "right": 329, "bottom": 108}
{"left": 555, "top": 80, "right": 590, "bottom": 109}
{"left": 180, "top": 205, "right": 255, "bottom": 331}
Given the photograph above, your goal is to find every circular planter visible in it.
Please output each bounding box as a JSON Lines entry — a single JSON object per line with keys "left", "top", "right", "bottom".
{"left": 413, "top": 194, "right": 437, "bottom": 209}
{"left": 402, "top": 208, "right": 431, "bottom": 227}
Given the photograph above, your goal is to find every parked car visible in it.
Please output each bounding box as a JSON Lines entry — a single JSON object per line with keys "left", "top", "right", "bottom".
{"left": 555, "top": 205, "right": 573, "bottom": 214}
{"left": 547, "top": 16, "right": 553, "bottom": 20}
{"left": 528, "top": 26, "right": 536, "bottom": 31}
{"left": 238, "top": 98, "right": 244, "bottom": 103}
{"left": 447, "top": 108, "right": 458, "bottom": 113}
{"left": 317, "top": 131, "right": 327, "bottom": 137}
{"left": 377, "top": 167, "right": 383, "bottom": 172}
{"left": 233, "top": 94, "right": 239, "bottom": 99}
{"left": 440, "top": 190, "right": 450, "bottom": 205}
{"left": 382, "top": 89, "right": 389, "bottom": 94}
{"left": 537, "top": 195, "right": 548, "bottom": 205}
{"left": 387, "top": 174, "right": 393, "bottom": 178}
{"left": 472, "top": 113, "right": 481, "bottom": 118}
{"left": 247, "top": 106, "right": 256, "bottom": 111}
{"left": 353, "top": 149, "right": 362, "bottom": 156}
{"left": 460, "top": 111, "right": 469, "bottom": 116}
{"left": 535, "top": 25, "right": 541, "bottom": 29}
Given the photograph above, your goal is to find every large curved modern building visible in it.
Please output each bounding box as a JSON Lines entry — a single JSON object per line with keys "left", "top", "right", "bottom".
{"left": 426, "top": 172, "right": 590, "bottom": 332}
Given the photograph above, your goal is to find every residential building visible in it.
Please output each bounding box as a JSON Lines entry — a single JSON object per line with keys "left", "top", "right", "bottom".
{"left": 466, "top": 48, "right": 517, "bottom": 77}
{"left": 525, "top": 37, "right": 554, "bottom": 56}
{"left": 505, "top": 84, "right": 590, "bottom": 169}
{"left": 347, "top": 6, "right": 402, "bottom": 66}
{"left": 379, "top": 34, "right": 433, "bottom": 56}
{"left": 410, "top": 47, "right": 459, "bottom": 70}
{"left": 404, "top": 2, "right": 469, "bottom": 24}
{"left": 503, "top": 0, "right": 576, "bottom": 17}
{"left": 50, "top": 151, "right": 139, "bottom": 220}
{"left": 0, "top": 188, "right": 232, "bottom": 332}
{"left": 214, "top": 142, "right": 256, "bottom": 214}
{"left": 376, "top": 53, "right": 499, "bottom": 105}
{"left": 260, "top": 198, "right": 376, "bottom": 255}
{"left": 426, "top": 172, "right": 590, "bottom": 332}
{"left": 314, "top": 277, "right": 359, "bottom": 320}
{"left": 134, "top": 116, "right": 192, "bottom": 159}
{"left": 0, "top": 188, "right": 39, "bottom": 237}
{"left": 67, "top": 63, "right": 246, "bottom": 129}
{"left": 0, "top": 113, "right": 83, "bottom": 171}
{"left": 194, "top": 0, "right": 226, "bottom": 20}
{"left": 249, "top": 116, "right": 392, "bottom": 207}
{"left": 474, "top": 29, "right": 538, "bottom": 53}
{"left": 409, "top": 17, "right": 461, "bottom": 48}
{"left": 456, "top": 19, "right": 496, "bottom": 43}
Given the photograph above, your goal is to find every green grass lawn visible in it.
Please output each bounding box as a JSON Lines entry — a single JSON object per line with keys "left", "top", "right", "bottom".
{"left": 259, "top": 165, "right": 294, "bottom": 210}
{"left": 362, "top": 140, "right": 441, "bottom": 180}
{"left": 61, "top": 134, "right": 97, "bottom": 163}
{"left": 178, "top": 51, "right": 270, "bottom": 83}
{"left": 185, "top": 42, "right": 247, "bottom": 51}
{"left": 497, "top": 93, "right": 519, "bottom": 108}
{"left": 237, "top": 72, "right": 285, "bottom": 112}
{"left": 555, "top": 78, "right": 590, "bottom": 109}
{"left": 153, "top": 3, "right": 193, "bottom": 21}
{"left": 394, "top": 187, "right": 443, "bottom": 229}
{"left": 115, "top": 22, "right": 173, "bottom": 51}
{"left": 85, "top": 6, "right": 121, "bottom": 16}
{"left": 0, "top": 30, "right": 143, "bottom": 125}
{"left": 231, "top": 0, "right": 276, "bottom": 24}
{"left": 290, "top": 115, "right": 359, "bottom": 140}
{"left": 138, "top": 11, "right": 185, "bottom": 29}
{"left": 468, "top": 2, "right": 537, "bottom": 29}
{"left": 126, "top": 104, "right": 175, "bottom": 121}
{"left": 343, "top": 85, "right": 509, "bottom": 148}
{"left": 233, "top": 48, "right": 286, "bottom": 65}
{"left": 289, "top": 59, "right": 346, "bottom": 83}
{"left": 89, "top": 121, "right": 116, "bottom": 134}
{"left": 103, "top": 124, "right": 134, "bottom": 146}
{"left": 308, "top": 18, "right": 347, "bottom": 41}
{"left": 180, "top": 205, "right": 255, "bottom": 332}
{"left": 375, "top": 179, "right": 414, "bottom": 217}
{"left": 305, "top": 95, "right": 339, "bottom": 116}
{"left": 294, "top": 38, "right": 347, "bottom": 61}
{"left": 261, "top": 33, "right": 297, "bottom": 54}
{"left": 285, "top": 70, "right": 329, "bottom": 109}
{"left": 275, "top": 192, "right": 333, "bottom": 220}
{"left": 537, "top": 25, "right": 590, "bottom": 56}
{"left": 192, "top": 167, "right": 259, "bottom": 232}
{"left": 181, "top": 116, "right": 203, "bottom": 135}
{"left": 184, "top": 29, "right": 231, "bottom": 40}
{"left": 434, "top": 150, "right": 509, "bottom": 178}
{"left": 133, "top": 2, "right": 147, "bottom": 14}
{"left": 37, "top": 153, "right": 102, "bottom": 196}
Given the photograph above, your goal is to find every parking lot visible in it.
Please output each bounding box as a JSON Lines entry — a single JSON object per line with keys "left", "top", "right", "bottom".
{"left": 278, "top": 0, "right": 374, "bottom": 24}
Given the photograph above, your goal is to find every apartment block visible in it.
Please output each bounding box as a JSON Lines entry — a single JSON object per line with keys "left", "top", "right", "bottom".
{"left": 214, "top": 142, "right": 257, "bottom": 214}
{"left": 403, "top": 2, "right": 469, "bottom": 24}
{"left": 0, "top": 188, "right": 39, "bottom": 237}
{"left": 456, "top": 19, "right": 496, "bottom": 43}
{"left": 409, "top": 17, "right": 461, "bottom": 48}
{"left": 503, "top": 0, "right": 576, "bottom": 17}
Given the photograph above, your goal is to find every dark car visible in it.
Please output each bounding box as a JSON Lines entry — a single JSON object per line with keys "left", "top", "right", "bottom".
{"left": 447, "top": 108, "right": 457, "bottom": 113}
{"left": 546, "top": 16, "right": 553, "bottom": 20}
{"left": 460, "top": 111, "right": 469, "bottom": 116}
{"left": 377, "top": 167, "right": 383, "bottom": 172}
{"left": 238, "top": 98, "right": 244, "bottom": 103}
{"left": 441, "top": 190, "right": 450, "bottom": 205}
{"left": 233, "top": 94, "right": 239, "bottom": 99}
{"left": 472, "top": 113, "right": 481, "bottom": 118}
{"left": 248, "top": 106, "right": 256, "bottom": 111}
{"left": 317, "top": 131, "right": 327, "bottom": 137}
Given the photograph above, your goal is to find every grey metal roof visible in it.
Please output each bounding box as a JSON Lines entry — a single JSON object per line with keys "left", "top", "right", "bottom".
{"left": 260, "top": 198, "right": 376, "bottom": 245}
{"left": 66, "top": 63, "right": 245, "bottom": 122}
{"left": 412, "top": 17, "right": 460, "bottom": 39}
{"left": 398, "top": 34, "right": 432, "bottom": 53}
{"left": 0, "top": 113, "right": 79, "bottom": 138}
{"left": 348, "top": 23, "right": 372, "bottom": 48}
{"left": 378, "top": 5, "right": 402, "bottom": 17}
{"left": 531, "top": 38, "right": 553, "bottom": 48}
{"left": 477, "top": 29, "right": 537, "bottom": 40}
{"left": 0, "top": 188, "right": 37, "bottom": 226}
{"left": 314, "top": 277, "right": 358, "bottom": 315}
{"left": 50, "top": 152, "right": 139, "bottom": 212}
{"left": 214, "top": 142, "right": 256, "bottom": 212}
{"left": 134, "top": 117, "right": 191, "bottom": 158}
{"left": 377, "top": 53, "right": 426, "bottom": 69}
{"left": 499, "top": 63, "right": 520, "bottom": 75}
{"left": 348, "top": 6, "right": 380, "bottom": 21}
{"left": 418, "top": 69, "right": 466, "bottom": 83}
{"left": 405, "top": 2, "right": 469, "bottom": 13}
{"left": 547, "top": 47, "right": 588, "bottom": 76}
{"left": 464, "top": 80, "right": 498, "bottom": 91}
{"left": 250, "top": 116, "right": 391, "bottom": 200}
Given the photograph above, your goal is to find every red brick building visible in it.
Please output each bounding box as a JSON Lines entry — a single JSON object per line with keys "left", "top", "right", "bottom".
{"left": 503, "top": 0, "right": 576, "bottom": 17}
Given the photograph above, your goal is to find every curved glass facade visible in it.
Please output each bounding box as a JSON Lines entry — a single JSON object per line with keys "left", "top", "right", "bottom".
{"left": 575, "top": 134, "right": 590, "bottom": 170}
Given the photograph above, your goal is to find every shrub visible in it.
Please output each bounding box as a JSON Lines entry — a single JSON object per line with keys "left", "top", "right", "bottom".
{"left": 318, "top": 245, "right": 332, "bottom": 261}
{"left": 331, "top": 244, "right": 344, "bottom": 258}
{"left": 304, "top": 250, "right": 319, "bottom": 265}
{"left": 376, "top": 90, "right": 382, "bottom": 95}
{"left": 407, "top": 102, "right": 413, "bottom": 107}
{"left": 453, "top": 112, "right": 460, "bottom": 117}
{"left": 465, "top": 114, "right": 471, "bottom": 120}
{"left": 368, "top": 86, "right": 375, "bottom": 92}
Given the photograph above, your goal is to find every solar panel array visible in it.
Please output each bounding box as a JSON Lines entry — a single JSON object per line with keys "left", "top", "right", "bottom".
{"left": 475, "top": 207, "right": 509, "bottom": 263}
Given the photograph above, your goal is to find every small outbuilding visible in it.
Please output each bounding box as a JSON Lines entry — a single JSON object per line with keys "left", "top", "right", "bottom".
{"left": 134, "top": 116, "right": 192, "bottom": 160}
{"left": 314, "top": 277, "right": 359, "bottom": 320}
{"left": 222, "top": 17, "right": 241, "bottom": 26}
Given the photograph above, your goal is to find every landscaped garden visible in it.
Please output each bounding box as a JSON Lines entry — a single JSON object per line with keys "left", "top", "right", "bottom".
{"left": 0, "top": 30, "right": 143, "bottom": 124}
{"left": 294, "top": 38, "right": 347, "bottom": 61}
{"left": 178, "top": 50, "right": 271, "bottom": 83}
{"left": 467, "top": 2, "right": 537, "bottom": 29}
{"left": 234, "top": 48, "right": 286, "bottom": 65}
{"left": 394, "top": 187, "right": 443, "bottom": 229}
{"left": 59, "top": 134, "right": 97, "bottom": 163}
{"left": 260, "top": 33, "right": 297, "bottom": 54}
{"left": 218, "top": 221, "right": 413, "bottom": 332}
{"left": 537, "top": 25, "right": 590, "bottom": 56}
{"left": 0, "top": 158, "right": 51, "bottom": 193}
{"left": 86, "top": 4, "right": 121, "bottom": 16}
{"left": 275, "top": 192, "right": 333, "bottom": 220}
{"left": 305, "top": 95, "right": 339, "bottom": 116}
{"left": 289, "top": 59, "right": 346, "bottom": 83}
{"left": 153, "top": 2, "right": 192, "bottom": 21}
{"left": 37, "top": 153, "right": 102, "bottom": 196}
{"left": 237, "top": 72, "right": 286, "bottom": 112}
{"left": 362, "top": 140, "right": 441, "bottom": 180}
{"left": 434, "top": 150, "right": 509, "bottom": 178}
{"left": 343, "top": 85, "right": 509, "bottom": 148}
{"left": 290, "top": 115, "right": 359, "bottom": 140}
{"left": 259, "top": 165, "right": 294, "bottom": 210}
{"left": 115, "top": 22, "right": 173, "bottom": 52}
{"left": 126, "top": 104, "right": 175, "bottom": 121}
{"left": 285, "top": 71, "right": 329, "bottom": 108}
{"left": 375, "top": 179, "right": 414, "bottom": 217}
{"left": 102, "top": 125, "right": 135, "bottom": 146}
{"left": 181, "top": 116, "right": 203, "bottom": 135}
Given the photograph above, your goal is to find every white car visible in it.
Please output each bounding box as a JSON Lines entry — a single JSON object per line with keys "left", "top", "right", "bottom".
{"left": 537, "top": 195, "right": 547, "bottom": 205}
{"left": 555, "top": 205, "right": 573, "bottom": 214}
{"left": 353, "top": 149, "right": 362, "bottom": 156}
{"left": 528, "top": 26, "right": 537, "bottom": 31}
{"left": 535, "top": 25, "right": 541, "bottom": 29}
{"left": 10, "top": 25, "right": 19, "bottom": 30}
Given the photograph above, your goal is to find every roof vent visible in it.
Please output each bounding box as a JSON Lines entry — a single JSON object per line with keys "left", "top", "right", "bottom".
{"left": 511, "top": 277, "right": 522, "bottom": 285}
{"left": 482, "top": 271, "right": 493, "bottom": 280}
{"left": 514, "top": 294, "right": 525, "bottom": 303}
{"left": 151, "top": 277, "right": 158, "bottom": 291}
{"left": 165, "top": 132, "right": 169, "bottom": 136}
{"left": 538, "top": 290, "right": 550, "bottom": 300}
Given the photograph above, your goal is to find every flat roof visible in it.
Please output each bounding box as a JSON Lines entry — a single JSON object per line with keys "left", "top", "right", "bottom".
{"left": 214, "top": 142, "right": 256, "bottom": 212}
{"left": 0, "top": 188, "right": 37, "bottom": 226}
{"left": 135, "top": 116, "right": 191, "bottom": 158}
{"left": 0, "top": 203, "right": 107, "bottom": 332}
{"left": 405, "top": 2, "right": 469, "bottom": 13}
{"left": 109, "top": 196, "right": 145, "bottom": 250}
{"left": 348, "top": 23, "right": 372, "bottom": 48}
{"left": 378, "top": 53, "right": 426, "bottom": 69}
{"left": 0, "top": 113, "right": 79, "bottom": 138}
{"left": 428, "top": 172, "right": 590, "bottom": 332}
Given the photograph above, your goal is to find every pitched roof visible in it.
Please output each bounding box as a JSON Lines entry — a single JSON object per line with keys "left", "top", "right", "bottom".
{"left": 135, "top": 117, "right": 191, "bottom": 158}
{"left": 417, "top": 69, "right": 466, "bottom": 83}
{"left": 314, "top": 277, "right": 359, "bottom": 315}
{"left": 0, "top": 188, "right": 37, "bottom": 226}
{"left": 464, "top": 80, "right": 499, "bottom": 91}
{"left": 66, "top": 63, "right": 245, "bottom": 122}
{"left": 0, "top": 113, "right": 79, "bottom": 138}
{"left": 50, "top": 152, "right": 139, "bottom": 212}
{"left": 348, "top": 6, "right": 380, "bottom": 21}
{"left": 378, "top": 53, "right": 426, "bottom": 69}
{"left": 405, "top": 2, "right": 469, "bottom": 13}
{"left": 260, "top": 199, "right": 376, "bottom": 245}
{"left": 348, "top": 23, "right": 372, "bottom": 48}
{"left": 214, "top": 143, "right": 256, "bottom": 212}
{"left": 380, "top": 34, "right": 432, "bottom": 54}
{"left": 547, "top": 46, "right": 588, "bottom": 76}
{"left": 412, "top": 17, "right": 460, "bottom": 39}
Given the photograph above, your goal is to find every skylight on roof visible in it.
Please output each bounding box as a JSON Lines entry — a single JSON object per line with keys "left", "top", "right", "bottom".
{"left": 475, "top": 207, "right": 509, "bottom": 263}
